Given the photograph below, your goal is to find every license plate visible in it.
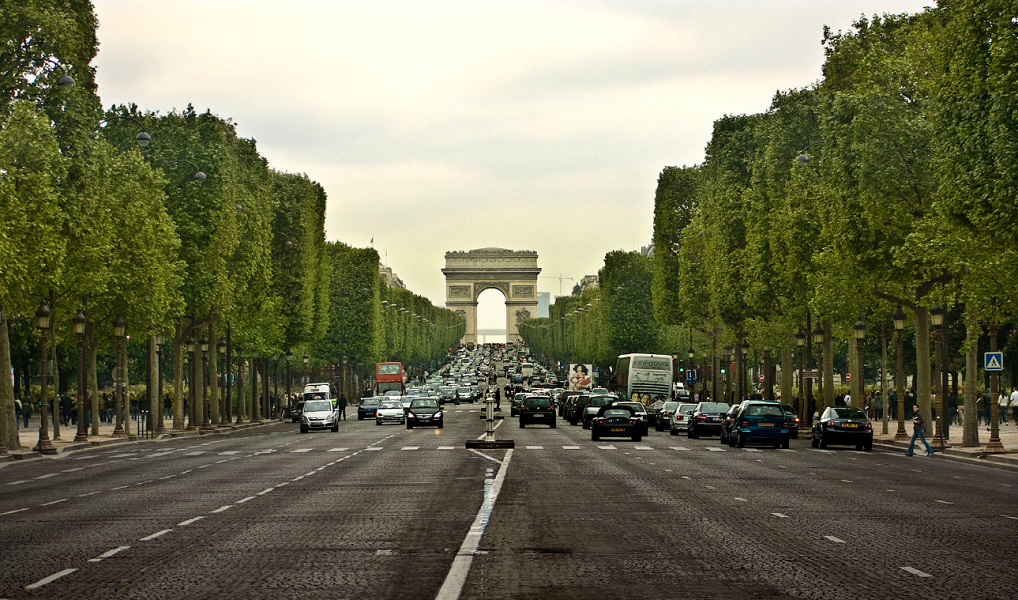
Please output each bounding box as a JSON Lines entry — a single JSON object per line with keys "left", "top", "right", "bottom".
{"left": 842, "top": 423, "right": 859, "bottom": 428}
{"left": 758, "top": 423, "right": 774, "bottom": 427}
{"left": 612, "top": 427, "right": 626, "bottom": 432}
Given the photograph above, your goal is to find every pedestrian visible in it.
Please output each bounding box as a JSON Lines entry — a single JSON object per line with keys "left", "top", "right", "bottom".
{"left": 906, "top": 403, "right": 934, "bottom": 457}
{"left": 844, "top": 392, "right": 851, "bottom": 407}
{"left": 338, "top": 394, "right": 347, "bottom": 420}
{"left": 494, "top": 385, "right": 501, "bottom": 410}
{"left": 1011, "top": 387, "right": 1018, "bottom": 424}
{"left": 21, "top": 397, "right": 31, "bottom": 429}
{"left": 999, "top": 391, "right": 1009, "bottom": 425}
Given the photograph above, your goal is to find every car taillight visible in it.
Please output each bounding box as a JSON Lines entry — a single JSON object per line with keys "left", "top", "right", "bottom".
{"left": 865, "top": 421, "right": 872, "bottom": 430}
{"left": 741, "top": 419, "right": 749, "bottom": 428}
{"left": 794, "top": 417, "right": 800, "bottom": 423}
{"left": 678, "top": 415, "right": 684, "bottom": 421}
{"left": 697, "top": 415, "right": 707, "bottom": 421}
{"left": 631, "top": 419, "right": 638, "bottom": 425}
{"left": 827, "top": 419, "right": 835, "bottom": 427}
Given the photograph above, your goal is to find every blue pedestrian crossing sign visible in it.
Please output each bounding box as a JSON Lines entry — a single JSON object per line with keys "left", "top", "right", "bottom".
{"left": 984, "top": 352, "right": 1004, "bottom": 371}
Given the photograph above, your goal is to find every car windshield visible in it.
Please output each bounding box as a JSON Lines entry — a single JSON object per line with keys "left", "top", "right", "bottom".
{"left": 361, "top": 398, "right": 380, "bottom": 407}
{"left": 458, "top": 387, "right": 471, "bottom": 392}
{"left": 699, "top": 403, "right": 729, "bottom": 412}
{"left": 381, "top": 401, "right": 402, "bottom": 409}
{"left": 589, "top": 396, "right": 616, "bottom": 408}
{"left": 411, "top": 399, "right": 439, "bottom": 409}
{"left": 833, "top": 408, "right": 867, "bottom": 420}
{"left": 602, "top": 409, "right": 632, "bottom": 417}
{"left": 662, "top": 402, "right": 679, "bottom": 411}
{"left": 677, "top": 404, "right": 696, "bottom": 413}
{"left": 304, "top": 401, "right": 332, "bottom": 412}
{"left": 615, "top": 402, "right": 645, "bottom": 413}
{"left": 745, "top": 404, "right": 784, "bottom": 417}
{"left": 526, "top": 398, "right": 551, "bottom": 408}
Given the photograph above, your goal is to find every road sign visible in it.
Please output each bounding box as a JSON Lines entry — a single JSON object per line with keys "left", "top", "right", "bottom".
{"left": 985, "top": 352, "right": 1004, "bottom": 371}
{"left": 759, "top": 374, "right": 764, "bottom": 383}
{"left": 802, "top": 370, "right": 819, "bottom": 379}
{"left": 687, "top": 370, "right": 697, "bottom": 384}
{"left": 845, "top": 372, "right": 851, "bottom": 382}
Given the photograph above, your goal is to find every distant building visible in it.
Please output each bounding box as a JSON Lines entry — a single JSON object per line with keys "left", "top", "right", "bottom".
{"left": 640, "top": 241, "right": 654, "bottom": 257}
{"left": 379, "top": 264, "right": 405, "bottom": 289}
{"left": 575, "top": 274, "right": 598, "bottom": 294}
{"left": 536, "top": 292, "right": 550, "bottom": 318}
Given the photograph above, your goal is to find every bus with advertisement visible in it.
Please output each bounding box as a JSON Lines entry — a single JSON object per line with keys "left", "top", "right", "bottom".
{"left": 375, "top": 362, "right": 406, "bottom": 396}
{"left": 614, "top": 353, "right": 673, "bottom": 406}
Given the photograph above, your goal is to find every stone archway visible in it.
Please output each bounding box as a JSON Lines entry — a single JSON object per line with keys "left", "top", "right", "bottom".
{"left": 443, "top": 248, "right": 541, "bottom": 344}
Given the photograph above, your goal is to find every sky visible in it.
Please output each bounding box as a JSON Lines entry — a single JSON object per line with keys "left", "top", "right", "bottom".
{"left": 92, "top": 0, "right": 933, "bottom": 339}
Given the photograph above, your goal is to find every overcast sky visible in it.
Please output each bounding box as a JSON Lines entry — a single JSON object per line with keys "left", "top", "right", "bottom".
{"left": 92, "top": 0, "right": 932, "bottom": 337}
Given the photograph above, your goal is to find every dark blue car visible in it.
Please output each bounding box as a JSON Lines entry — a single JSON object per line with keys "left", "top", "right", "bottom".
{"left": 728, "top": 401, "right": 790, "bottom": 449}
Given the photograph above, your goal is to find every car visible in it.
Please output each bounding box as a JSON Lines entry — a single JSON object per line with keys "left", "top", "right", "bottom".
{"left": 668, "top": 403, "right": 698, "bottom": 435}
{"left": 300, "top": 399, "right": 339, "bottom": 433}
{"left": 781, "top": 404, "right": 801, "bottom": 439}
{"left": 728, "top": 401, "right": 790, "bottom": 448}
{"left": 406, "top": 398, "right": 443, "bottom": 429}
{"left": 568, "top": 395, "right": 592, "bottom": 425}
{"left": 557, "top": 391, "right": 581, "bottom": 417}
{"left": 590, "top": 405, "right": 643, "bottom": 442}
{"left": 687, "top": 402, "right": 730, "bottom": 438}
{"left": 655, "top": 401, "right": 680, "bottom": 431}
{"left": 812, "top": 406, "right": 873, "bottom": 450}
{"left": 719, "top": 404, "right": 741, "bottom": 445}
{"left": 612, "top": 401, "right": 650, "bottom": 436}
{"left": 519, "top": 395, "right": 556, "bottom": 428}
{"left": 357, "top": 397, "right": 383, "bottom": 420}
{"left": 581, "top": 394, "right": 619, "bottom": 429}
{"left": 290, "top": 397, "right": 307, "bottom": 423}
{"left": 457, "top": 387, "right": 474, "bottom": 403}
{"left": 439, "top": 386, "right": 459, "bottom": 405}
{"left": 511, "top": 393, "right": 529, "bottom": 417}
{"left": 375, "top": 399, "right": 406, "bottom": 425}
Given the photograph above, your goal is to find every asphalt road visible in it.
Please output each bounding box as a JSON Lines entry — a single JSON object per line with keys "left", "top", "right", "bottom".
{"left": 2, "top": 407, "right": 1016, "bottom": 600}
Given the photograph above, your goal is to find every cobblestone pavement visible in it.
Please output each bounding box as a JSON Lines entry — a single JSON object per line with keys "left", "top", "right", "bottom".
{"left": 2, "top": 407, "right": 1016, "bottom": 599}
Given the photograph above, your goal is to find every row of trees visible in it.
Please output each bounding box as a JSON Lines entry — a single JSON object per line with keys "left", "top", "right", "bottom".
{"left": 0, "top": 2, "right": 462, "bottom": 449}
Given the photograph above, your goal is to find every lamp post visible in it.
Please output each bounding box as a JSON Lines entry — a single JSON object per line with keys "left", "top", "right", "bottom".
{"left": 285, "top": 349, "right": 293, "bottom": 414}
{"left": 217, "top": 339, "right": 229, "bottom": 428}
{"left": 761, "top": 346, "right": 772, "bottom": 401}
{"left": 853, "top": 319, "right": 866, "bottom": 417}
{"left": 154, "top": 333, "right": 167, "bottom": 435}
{"left": 687, "top": 346, "right": 695, "bottom": 399}
{"left": 985, "top": 322, "right": 1005, "bottom": 453}
{"left": 112, "top": 315, "right": 127, "bottom": 438}
{"left": 235, "top": 343, "right": 245, "bottom": 424}
{"left": 813, "top": 324, "right": 825, "bottom": 412}
{"left": 740, "top": 341, "right": 749, "bottom": 402}
{"left": 795, "top": 328, "right": 806, "bottom": 419}
{"left": 185, "top": 336, "right": 197, "bottom": 430}
{"left": 33, "top": 303, "right": 57, "bottom": 454}
{"left": 892, "top": 307, "right": 908, "bottom": 440}
{"left": 929, "top": 304, "right": 948, "bottom": 450}
{"left": 200, "top": 335, "right": 212, "bottom": 430}
{"left": 72, "top": 309, "right": 89, "bottom": 442}
{"left": 303, "top": 354, "right": 309, "bottom": 390}
{"left": 724, "top": 346, "right": 733, "bottom": 403}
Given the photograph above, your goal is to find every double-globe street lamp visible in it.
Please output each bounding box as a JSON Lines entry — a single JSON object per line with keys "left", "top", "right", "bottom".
{"left": 200, "top": 336, "right": 212, "bottom": 430}
{"left": 155, "top": 333, "right": 167, "bottom": 435}
{"left": 813, "top": 324, "right": 826, "bottom": 412}
{"left": 929, "top": 304, "right": 949, "bottom": 449}
{"left": 892, "top": 306, "right": 908, "bottom": 440}
{"left": 33, "top": 303, "right": 57, "bottom": 454}
{"left": 112, "top": 315, "right": 127, "bottom": 438}
{"left": 73, "top": 309, "right": 88, "bottom": 442}
{"left": 185, "top": 336, "right": 197, "bottom": 430}
{"left": 217, "top": 338, "right": 229, "bottom": 428}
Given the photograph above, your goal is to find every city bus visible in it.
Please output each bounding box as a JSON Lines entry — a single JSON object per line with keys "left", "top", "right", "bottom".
{"left": 375, "top": 362, "right": 405, "bottom": 396}
{"left": 614, "top": 353, "right": 673, "bottom": 406}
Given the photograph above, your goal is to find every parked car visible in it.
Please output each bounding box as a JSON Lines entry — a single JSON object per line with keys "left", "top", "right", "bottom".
{"left": 612, "top": 401, "right": 650, "bottom": 436}
{"left": 687, "top": 402, "right": 730, "bottom": 438}
{"left": 728, "top": 401, "right": 790, "bottom": 448}
{"left": 357, "top": 397, "right": 383, "bottom": 420}
{"left": 719, "top": 404, "right": 742, "bottom": 445}
{"left": 375, "top": 399, "right": 406, "bottom": 426}
{"left": 812, "top": 406, "right": 872, "bottom": 451}
{"left": 406, "top": 398, "right": 443, "bottom": 429}
{"left": 781, "top": 404, "right": 801, "bottom": 439}
{"left": 519, "top": 395, "right": 556, "bottom": 428}
{"left": 582, "top": 395, "right": 619, "bottom": 429}
{"left": 655, "top": 401, "right": 680, "bottom": 431}
{"left": 590, "top": 405, "right": 642, "bottom": 442}
{"left": 300, "top": 399, "right": 339, "bottom": 433}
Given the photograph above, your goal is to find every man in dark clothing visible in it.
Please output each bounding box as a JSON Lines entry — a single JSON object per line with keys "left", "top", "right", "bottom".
{"left": 494, "top": 386, "right": 501, "bottom": 411}
{"left": 22, "top": 398, "right": 32, "bottom": 428}
{"left": 906, "top": 403, "right": 934, "bottom": 457}
{"left": 338, "top": 394, "right": 347, "bottom": 420}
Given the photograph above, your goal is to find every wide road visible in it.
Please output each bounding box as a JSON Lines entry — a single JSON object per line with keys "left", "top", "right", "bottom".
{"left": 1, "top": 406, "right": 1016, "bottom": 600}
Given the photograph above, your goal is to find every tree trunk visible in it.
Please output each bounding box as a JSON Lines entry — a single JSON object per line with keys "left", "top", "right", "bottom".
{"left": 912, "top": 307, "right": 933, "bottom": 433}
{"left": 148, "top": 336, "right": 158, "bottom": 434}
{"left": 50, "top": 332, "right": 60, "bottom": 440}
{"left": 89, "top": 335, "right": 99, "bottom": 436}
{"left": 0, "top": 304, "right": 22, "bottom": 449}
{"left": 780, "top": 348, "right": 792, "bottom": 406}
{"left": 961, "top": 307, "right": 980, "bottom": 447}
{"left": 208, "top": 320, "right": 220, "bottom": 425}
{"left": 823, "top": 322, "right": 834, "bottom": 409}
{"left": 173, "top": 320, "right": 184, "bottom": 429}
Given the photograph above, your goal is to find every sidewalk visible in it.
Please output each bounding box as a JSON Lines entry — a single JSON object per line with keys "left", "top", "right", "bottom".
{"left": 869, "top": 416, "right": 1018, "bottom": 470}
{"left": 4, "top": 413, "right": 276, "bottom": 462}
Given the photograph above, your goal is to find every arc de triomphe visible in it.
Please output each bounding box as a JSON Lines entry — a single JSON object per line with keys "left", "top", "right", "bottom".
{"left": 443, "top": 248, "right": 541, "bottom": 345}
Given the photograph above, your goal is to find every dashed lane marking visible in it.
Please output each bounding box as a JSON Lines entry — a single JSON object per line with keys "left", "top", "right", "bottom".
{"left": 34, "top": 473, "right": 59, "bottom": 480}
{"left": 256, "top": 488, "right": 274, "bottom": 496}
{"left": 110, "top": 485, "right": 129, "bottom": 490}
{"left": 88, "top": 546, "right": 130, "bottom": 562}
{"left": 901, "top": 566, "right": 932, "bottom": 578}
{"left": 734, "top": 498, "right": 747, "bottom": 502}
{"left": 438, "top": 446, "right": 455, "bottom": 450}
{"left": 327, "top": 448, "right": 349, "bottom": 452}
{"left": 39, "top": 498, "right": 67, "bottom": 506}
{"left": 139, "top": 529, "right": 172, "bottom": 541}
{"left": 236, "top": 496, "right": 255, "bottom": 504}
{"left": 77, "top": 491, "right": 101, "bottom": 498}
{"left": 291, "top": 449, "right": 313, "bottom": 453}
{"left": 62, "top": 467, "right": 85, "bottom": 473}
{"left": 704, "top": 485, "right": 716, "bottom": 490}
{"left": 365, "top": 447, "right": 383, "bottom": 451}
{"left": 177, "top": 516, "right": 204, "bottom": 526}
{"left": 1, "top": 508, "right": 29, "bottom": 516}
{"left": 597, "top": 445, "right": 617, "bottom": 450}
{"left": 706, "top": 447, "right": 726, "bottom": 452}
{"left": 778, "top": 449, "right": 796, "bottom": 452}
{"left": 744, "top": 448, "right": 762, "bottom": 452}
{"left": 670, "top": 447, "right": 689, "bottom": 451}
{"left": 824, "top": 536, "right": 846, "bottom": 543}
{"left": 1003, "top": 516, "right": 1018, "bottom": 520}
{"left": 562, "top": 446, "right": 580, "bottom": 450}
{"left": 935, "top": 500, "right": 954, "bottom": 505}
{"left": 841, "top": 480, "right": 853, "bottom": 483}
{"left": 179, "top": 470, "right": 192, "bottom": 475}
{"left": 5, "top": 480, "right": 28, "bottom": 486}
{"left": 25, "top": 568, "right": 77, "bottom": 590}
{"left": 401, "top": 447, "right": 420, "bottom": 451}
{"left": 634, "top": 446, "right": 653, "bottom": 451}
{"left": 771, "top": 513, "right": 789, "bottom": 518}
{"left": 525, "top": 446, "right": 544, "bottom": 450}
{"left": 681, "top": 476, "right": 692, "bottom": 480}
{"left": 218, "top": 451, "right": 240, "bottom": 455}
{"left": 210, "top": 505, "right": 232, "bottom": 514}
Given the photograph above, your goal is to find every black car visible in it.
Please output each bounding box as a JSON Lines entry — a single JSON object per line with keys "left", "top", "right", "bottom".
{"left": 558, "top": 391, "right": 581, "bottom": 417}
{"left": 719, "top": 404, "right": 742, "bottom": 445}
{"left": 290, "top": 398, "right": 307, "bottom": 423}
{"left": 590, "top": 405, "right": 642, "bottom": 442}
{"left": 519, "top": 396, "right": 556, "bottom": 428}
{"left": 655, "top": 401, "right": 680, "bottom": 431}
{"left": 568, "top": 395, "right": 592, "bottom": 425}
{"left": 687, "top": 402, "right": 730, "bottom": 438}
{"left": 406, "top": 398, "right": 443, "bottom": 429}
{"left": 357, "top": 397, "right": 382, "bottom": 420}
{"left": 812, "top": 407, "right": 872, "bottom": 450}
{"left": 781, "top": 404, "right": 801, "bottom": 439}
{"left": 511, "top": 393, "right": 528, "bottom": 417}
{"left": 581, "top": 395, "right": 619, "bottom": 429}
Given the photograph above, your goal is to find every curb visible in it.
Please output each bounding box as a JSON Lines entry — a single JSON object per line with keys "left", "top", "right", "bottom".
{"left": 874, "top": 440, "right": 1018, "bottom": 471}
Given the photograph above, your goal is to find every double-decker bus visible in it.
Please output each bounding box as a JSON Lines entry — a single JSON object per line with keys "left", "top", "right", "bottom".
{"left": 614, "top": 353, "right": 673, "bottom": 405}
{"left": 375, "top": 362, "right": 405, "bottom": 396}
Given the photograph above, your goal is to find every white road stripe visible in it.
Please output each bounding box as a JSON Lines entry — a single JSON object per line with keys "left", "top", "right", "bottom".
{"left": 525, "top": 446, "right": 544, "bottom": 450}
{"left": 1003, "top": 516, "right": 1018, "bottom": 520}
{"left": 215, "top": 460, "right": 229, "bottom": 464}
{"left": 139, "top": 529, "right": 172, "bottom": 541}
{"left": 327, "top": 448, "right": 349, "bottom": 452}
{"left": 562, "top": 446, "right": 580, "bottom": 450}
{"left": 88, "top": 546, "right": 130, "bottom": 562}
{"left": 778, "top": 449, "right": 796, "bottom": 452}
{"left": 110, "top": 485, "right": 129, "bottom": 490}
{"left": 597, "top": 445, "right": 617, "bottom": 450}
{"left": 935, "top": 500, "right": 954, "bottom": 505}
{"left": 177, "top": 516, "right": 204, "bottom": 526}
{"left": 158, "top": 475, "right": 177, "bottom": 480}
{"left": 62, "top": 467, "right": 85, "bottom": 473}
{"left": 824, "top": 535, "right": 846, "bottom": 543}
{"left": 634, "top": 446, "right": 653, "bottom": 451}
{"left": 40, "top": 498, "right": 67, "bottom": 506}
{"left": 401, "top": 447, "right": 420, "bottom": 451}
{"left": 256, "top": 488, "right": 274, "bottom": 495}
{"left": 681, "top": 476, "right": 692, "bottom": 480}
{"left": 1, "top": 508, "right": 29, "bottom": 516}
{"left": 744, "top": 448, "right": 761, "bottom": 452}
{"left": 236, "top": 496, "right": 255, "bottom": 504}
{"left": 437, "top": 446, "right": 455, "bottom": 450}
{"left": 179, "top": 470, "right": 192, "bottom": 475}
{"left": 771, "top": 513, "right": 789, "bottom": 518}
{"left": 5, "top": 480, "right": 28, "bottom": 486}
{"left": 670, "top": 447, "right": 689, "bottom": 451}
{"left": 210, "top": 505, "right": 232, "bottom": 513}
{"left": 25, "top": 568, "right": 77, "bottom": 590}
{"left": 291, "top": 448, "right": 313, "bottom": 453}
{"left": 218, "top": 451, "right": 240, "bottom": 455}
{"left": 34, "top": 473, "right": 59, "bottom": 480}
{"left": 706, "top": 447, "right": 726, "bottom": 452}
{"left": 365, "top": 447, "right": 383, "bottom": 451}
{"left": 734, "top": 498, "right": 747, "bottom": 502}
{"left": 901, "top": 566, "right": 932, "bottom": 578}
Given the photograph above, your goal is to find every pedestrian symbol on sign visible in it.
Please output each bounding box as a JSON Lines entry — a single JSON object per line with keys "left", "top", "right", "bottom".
{"left": 985, "top": 352, "right": 1004, "bottom": 371}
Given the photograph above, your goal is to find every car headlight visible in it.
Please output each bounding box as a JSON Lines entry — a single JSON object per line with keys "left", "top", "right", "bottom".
{"left": 433, "top": 412, "right": 442, "bottom": 418}
{"left": 407, "top": 412, "right": 416, "bottom": 419}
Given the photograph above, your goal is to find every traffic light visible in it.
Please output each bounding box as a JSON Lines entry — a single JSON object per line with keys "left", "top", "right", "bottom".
{"left": 720, "top": 366, "right": 727, "bottom": 374}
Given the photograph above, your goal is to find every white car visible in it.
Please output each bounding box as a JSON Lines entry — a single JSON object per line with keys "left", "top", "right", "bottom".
{"left": 300, "top": 399, "right": 339, "bottom": 433}
{"left": 375, "top": 399, "right": 406, "bottom": 425}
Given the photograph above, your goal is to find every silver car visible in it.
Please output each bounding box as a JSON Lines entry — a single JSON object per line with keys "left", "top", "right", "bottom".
{"left": 300, "top": 399, "right": 339, "bottom": 433}
{"left": 669, "top": 403, "right": 698, "bottom": 435}
{"left": 375, "top": 399, "right": 406, "bottom": 425}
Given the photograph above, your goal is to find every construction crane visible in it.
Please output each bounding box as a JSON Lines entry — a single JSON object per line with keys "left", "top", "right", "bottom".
{"left": 541, "top": 273, "right": 574, "bottom": 297}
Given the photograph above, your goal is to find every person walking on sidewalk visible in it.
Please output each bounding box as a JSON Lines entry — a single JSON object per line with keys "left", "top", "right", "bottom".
{"left": 999, "top": 391, "right": 1010, "bottom": 425}
{"left": 906, "top": 403, "right": 934, "bottom": 457}
{"left": 1011, "top": 387, "right": 1018, "bottom": 425}
{"left": 22, "top": 398, "right": 32, "bottom": 429}
{"left": 338, "top": 394, "right": 347, "bottom": 420}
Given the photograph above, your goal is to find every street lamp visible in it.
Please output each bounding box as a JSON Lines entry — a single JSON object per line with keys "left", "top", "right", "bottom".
{"left": 217, "top": 339, "right": 228, "bottom": 427}
{"left": 740, "top": 341, "right": 749, "bottom": 400}
{"left": 285, "top": 349, "right": 293, "bottom": 414}
{"left": 929, "top": 303, "right": 947, "bottom": 449}
{"left": 73, "top": 309, "right": 89, "bottom": 442}
{"left": 853, "top": 319, "right": 866, "bottom": 414}
{"left": 33, "top": 303, "right": 56, "bottom": 454}
{"left": 235, "top": 343, "right": 245, "bottom": 424}
{"left": 154, "top": 333, "right": 167, "bottom": 435}
{"left": 794, "top": 328, "right": 806, "bottom": 413}
{"left": 892, "top": 306, "right": 908, "bottom": 440}
{"left": 813, "top": 324, "right": 826, "bottom": 411}
{"left": 112, "top": 315, "right": 127, "bottom": 438}
{"left": 199, "top": 335, "right": 212, "bottom": 429}
{"left": 762, "top": 345, "right": 772, "bottom": 401}
{"left": 185, "top": 336, "right": 197, "bottom": 430}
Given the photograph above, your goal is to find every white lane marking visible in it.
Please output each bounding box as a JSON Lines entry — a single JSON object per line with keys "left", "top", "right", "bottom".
{"left": 291, "top": 476, "right": 304, "bottom": 481}
{"left": 25, "top": 568, "right": 77, "bottom": 590}
{"left": 704, "top": 485, "right": 716, "bottom": 490}
{"left": 139, "top": 529, "right": 172, "bottom": 541}
{"left": 276, "top": 482, "right": 290, "bottom": 488}
{"left": 401, "top": 447, "right": 420, "bottom": 451}
{"left": 1002, "top": 483, "right": 1012, "bottom": 487}
{"left": 824, "top": 535, "right": 846, "bottom": 543}
{"left": 1, "top": 508, "right": 29, "bottom": 516}
{"left": 62, "top": 467, "right": 85, "bottom": 473}
{"left": 34, "top": 473, "right": 59, "bottom": 480}
{"left": 681, "top": 476, "right": 692, "bottom": 480}
{"left": 936, "top": 500, "right": 954, "bottom": 505}
{"left": 135, "top": 480, "right": 153, "bottom": 486}
{"left": 435, "top": 449, "right": 514, "bottom": 600}
{"left": 179, "top": 470, "right": 192, "bottom": 475}
{"left": 778, "top": 449, "right": 796, "bottom": 452}
{"left": 597, "top": 445, "right": 617, "bottom": 450}
{"left": 634, "top": 446, "right": 653, "bottom": 451}
{"left": 184, "top": 451, "right": 205, "bottom": 456}
{"left": 40, "top": 498, "right": 67, "bottom": 506}
{"left": 438, "top": 446, "right": 455, "bottom": 450}
{"left": 1003, "top": 516, "right": 1018, "bottom": 520}
{"left": 812, "top": 449, "right": 836, "bottom": 454}
{"left": 78, "top": 491, "right": 101, "bottom": 498}
{"left": 562, "top": 446, "right": 580, "bottom": 450}
{"left": 256, "top": 488, "right": 274, "bottom": 496}
{"left": 197, "top": 464, "right": 212, "bottom": 469}
{"left": 706, "top": 447, "right": 726, "bottom": 452}
{"left": 901, "top": 566, "right": 932, "bottom": 578}
{"left": 327, "top": 448, "right": 349, "bottom": 452}
{"left": 215, "top": 460, "right": 229, "bottom": 464}
{"left": 525, "top": 446, "right": 544, "bottom": 450}
{"left": 210, "top": 505, "right": 232, "bottom": 514}
{"left": 771, "top": 513, "right": 789, "bottom": 518}
{"left": 744, "top": 448, "right": 761, "bottom": 452}
{"left": 236, "top": 496, "right": 256, "bottom": 504}
{"left": 376, "top": 549, "right": 393, "bottom": 555}
{"left": 158, "top": 475, "right": 177, "bottom": 480}
{"left": 474, "top": 419, "right": 505, "bottom": 440}
{"left": 734, "top": 497, "right": 747, "bottom": 502}
{"left": 5, "top": 480, "right": 28, "bottom": 486}
{"left": 88, "top": 546, "right": 131, "bottom": 562}
{"left": 218, "top": 451, "right": 240, "bottom": 455}
{"left": 670, "top": 447, "right": 689, "bottom": 451}
{"left": 365, "top": 447, "right": 383, "bottom": 451}
{"left": 841, "top": 480, "right": 853, "bottom": 483}
{"left": 466, "top": 449, "right": 502, "bottom": 464}
{"left": 291, "top": 448, "right": 313, "bottom": 453}
{"left": 178, "top": 516, "right": 204, "bottom": 526}
{"left": 110, "top": 485, "right": 129, "bottom": 490}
